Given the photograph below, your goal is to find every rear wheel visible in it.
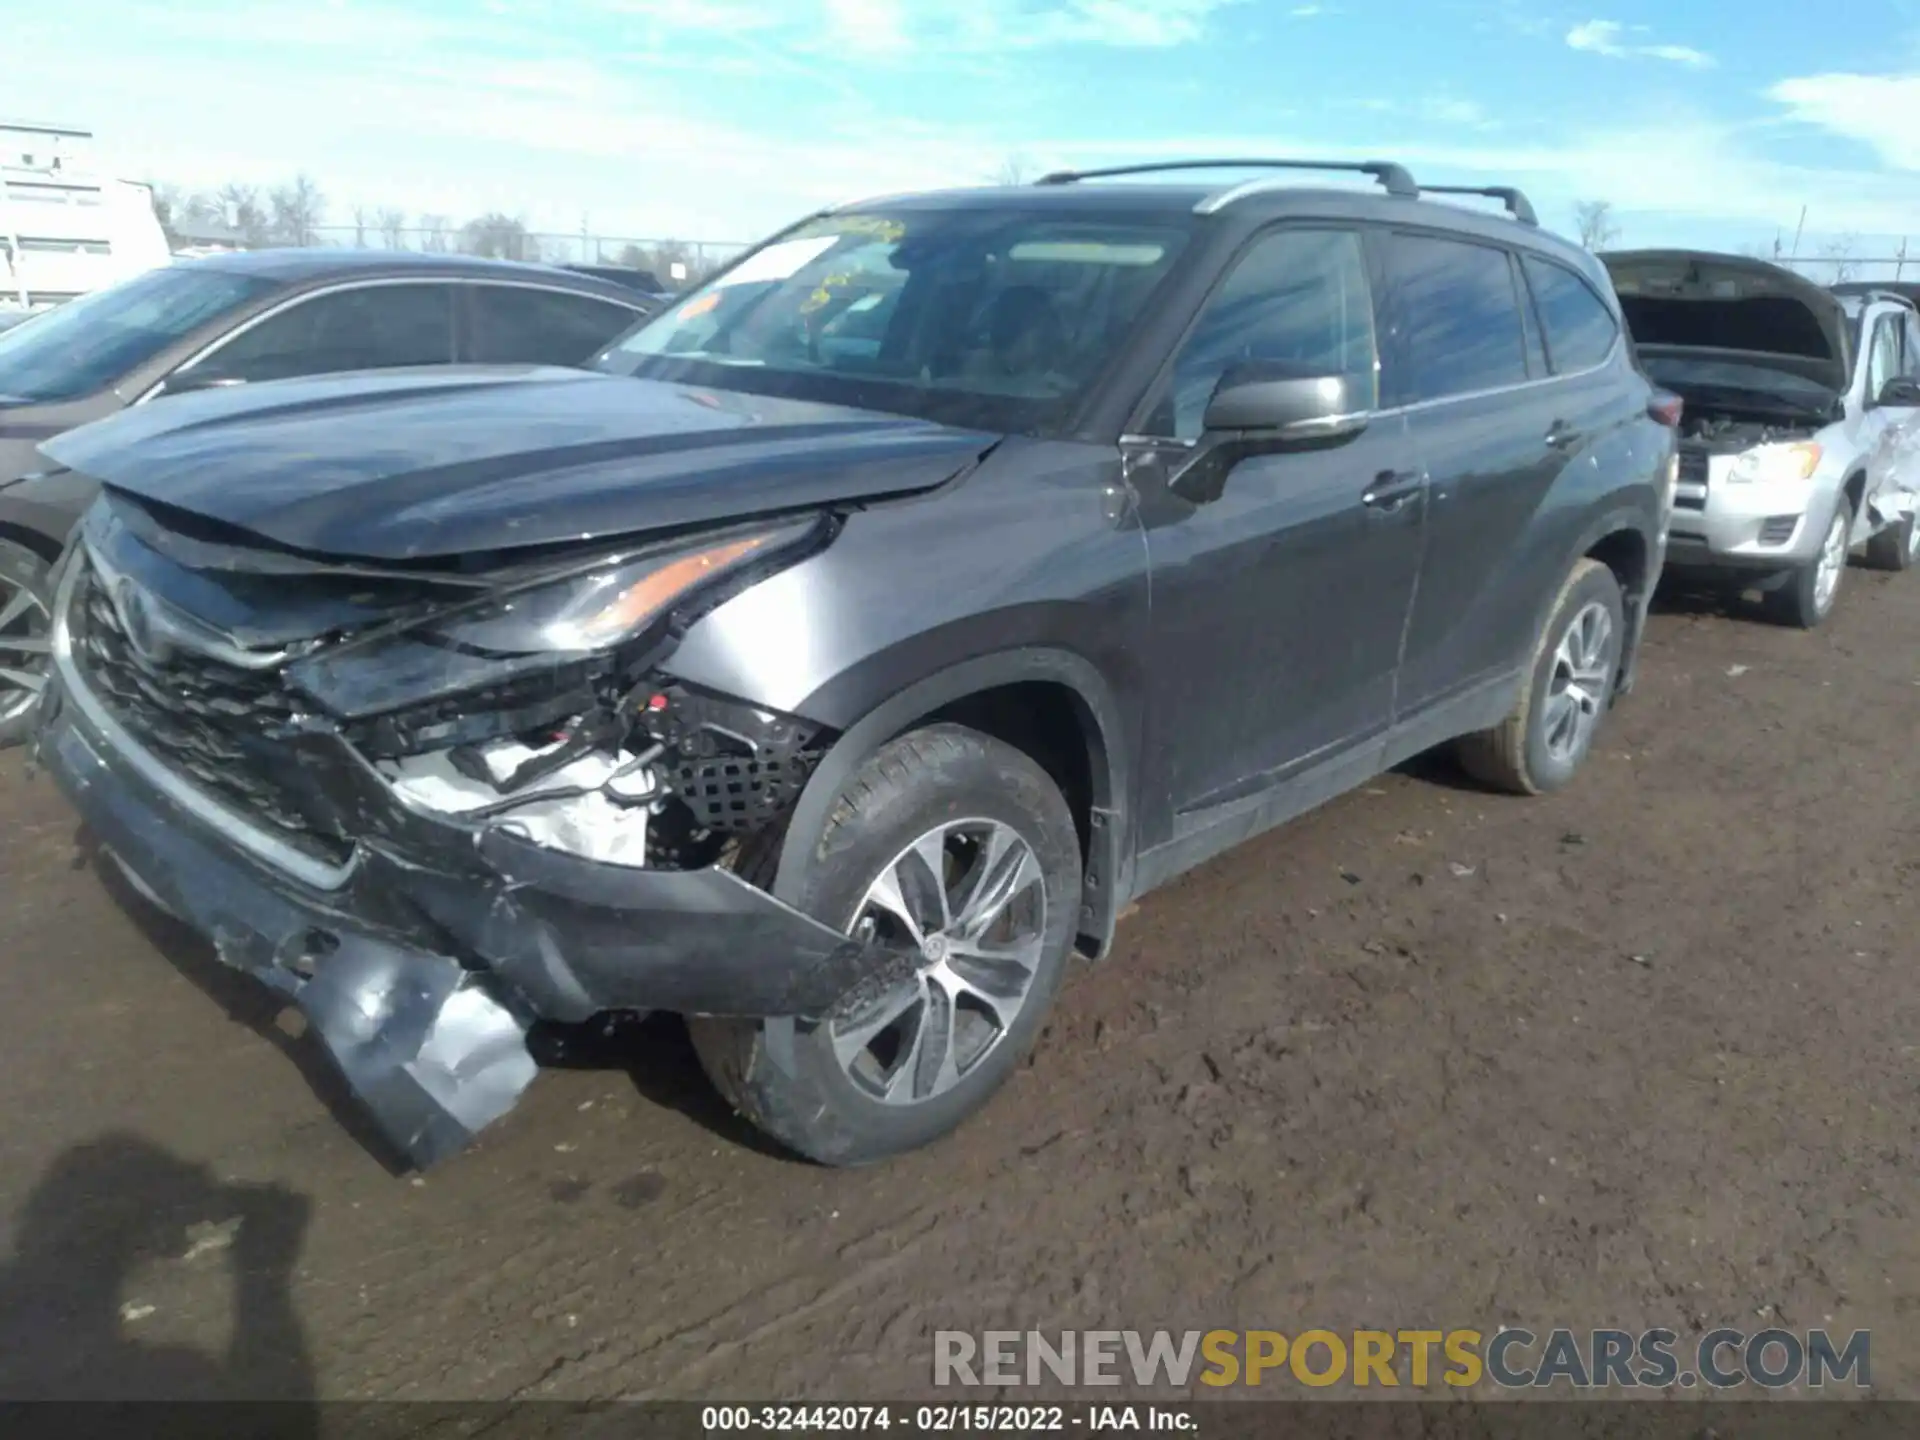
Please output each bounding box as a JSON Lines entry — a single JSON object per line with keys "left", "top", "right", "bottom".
{"left": 689, "top": 724, "right": 1083, "bottom": 1166}
{"left": 1767, "top": 497, "right": 1852, "bottom": 628}
{"left": 1455, "top": 559, "right": 1624, "bottom": 796}
{"left": 0, "top": 539, "right": 53, "bottom": 749}
{"left": 1863, "top": 510, "right": 1919, "bottom": 573}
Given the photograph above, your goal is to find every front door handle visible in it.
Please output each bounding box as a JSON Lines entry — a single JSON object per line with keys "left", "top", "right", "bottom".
{"left": 1362, "top": 470, "right": 1423, "bottom": 512}
{"left": 1546, "top": 420, "right": 1581, "bottom": 450}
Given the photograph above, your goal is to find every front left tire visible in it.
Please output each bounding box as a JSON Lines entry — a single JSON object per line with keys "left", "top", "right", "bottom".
{"left": 1767, "top": 496, "right": 1852, "bottom": 629}
{"left": 690, "top": 723, "right": 1083, "bottom": 1166}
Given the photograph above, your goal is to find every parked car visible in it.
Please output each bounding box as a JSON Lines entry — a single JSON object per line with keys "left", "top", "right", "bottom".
{"left": 0, "top": 250, "right": 655, "bottom": 742}
{"left": 1832, "top": 279, "right": 1920, "bottom": 309}
{"left": 30, "top": 160, "right": 1674, "bottom": 1170}
{"left": 1603, "top": 251, "right": 1920, "bottom": 625}
{"left": 564, "top": 263, "right": 670, "bottom": 305}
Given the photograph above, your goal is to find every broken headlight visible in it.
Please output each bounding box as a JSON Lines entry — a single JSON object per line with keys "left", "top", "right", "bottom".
{"left": 287, "top": 519, "right": 820, "bottom": 719}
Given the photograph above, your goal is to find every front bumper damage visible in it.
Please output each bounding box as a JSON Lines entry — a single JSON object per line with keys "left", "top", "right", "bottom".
{"left": 33, "top": 578, "right": 908, "bottom": 1169}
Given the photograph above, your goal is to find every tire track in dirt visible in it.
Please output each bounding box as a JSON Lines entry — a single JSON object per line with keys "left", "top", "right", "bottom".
{"left": 0, "top": 566, "right": 1917, "bottom": 1399}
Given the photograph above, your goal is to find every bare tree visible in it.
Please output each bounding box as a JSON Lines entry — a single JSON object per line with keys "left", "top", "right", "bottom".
{"left": 988, "top": 153, "right": 1033, "bottom": 186}
{"left": 268, "top": 174, "right": 326, "bottom": 247}
{"left": 419, "top": 214, "right": 452, "bottom": 253}
{"left": 217, "top": 183, "right": 271, "bottom": 247}
{"left": 461, "top": 212, "right": 539, "bottom": 261}
{"left": 1572, "top": 199, "right": 1620, "bottom": 251}
{"left": 351, "top": 205, "right": 369, "bottom": 248}
{"left": 376, "top": 208, "right": 407, "bottom": 249}
{"left": 1823, "top": 233, "right": 1861, "bottom": 283}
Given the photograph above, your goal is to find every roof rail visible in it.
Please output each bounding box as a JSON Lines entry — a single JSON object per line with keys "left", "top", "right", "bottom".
{"left": 1035, "top": 157, "right": 1419, "bottom": 201}
{"left": 1420, "top": 184, "right": 1538, "bottom": 226}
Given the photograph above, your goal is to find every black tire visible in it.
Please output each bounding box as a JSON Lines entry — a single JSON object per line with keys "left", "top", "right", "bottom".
{"left": 1766, "top": 495, "right": 1852, "bottom": 629}
{"left": 0, "top": 539, "right": 54, "bottom": 750}
{"left": 1863, "top": 511, "right": 1918, "bottom": 573}
{"left": 1455, "top": 559, "right": 1625, "bottom": 796}
{"left": 689, "top": 723, "right": 1083, "bottom": 1166}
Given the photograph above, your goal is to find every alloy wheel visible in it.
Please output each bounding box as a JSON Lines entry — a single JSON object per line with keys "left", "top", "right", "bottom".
{"left": 1542, "top": 600, "right": 1616, "bottom": 765}
{"left": 0, "top": 566, "right": 51, "bottom": 727}
{"left": 1813, "top": 510, "right": 1849, "bottom": 615}
{"left": 831, "top": 817, "right": 1048, "bottom": 1106}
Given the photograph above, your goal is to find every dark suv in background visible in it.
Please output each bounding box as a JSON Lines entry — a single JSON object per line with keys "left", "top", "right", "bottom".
{"left": 30, "top": 159, "right": 1675, "bottom": 1170}
{"left": 0, "top": 250, "right": 653, "bottom": 741}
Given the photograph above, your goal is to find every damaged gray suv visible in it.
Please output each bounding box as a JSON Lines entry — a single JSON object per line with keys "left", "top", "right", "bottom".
{"left": 30, "top": 160, "right": 1676, "bottom": 1169}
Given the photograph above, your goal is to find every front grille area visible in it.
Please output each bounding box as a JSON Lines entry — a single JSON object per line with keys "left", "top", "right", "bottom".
{"left": 67, "top": 558, "right": 354, "bottom": 866}
{"left": 1675, "top": 449, "right": 1709, "bottom": 511}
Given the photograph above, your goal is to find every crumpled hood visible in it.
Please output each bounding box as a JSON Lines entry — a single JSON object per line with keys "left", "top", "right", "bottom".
{"left": 41, "top": 365, "right": 995, "bottom": 562}
{"left": 1602, "top": 249, "right": 1853, "bottom": 394}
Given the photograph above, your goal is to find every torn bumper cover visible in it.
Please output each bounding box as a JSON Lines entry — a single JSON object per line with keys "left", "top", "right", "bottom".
{"left": 34, "top": 655, "right": 905, "bottom": 1170}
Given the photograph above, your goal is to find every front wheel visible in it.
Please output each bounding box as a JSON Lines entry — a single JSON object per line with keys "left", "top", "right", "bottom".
{"left": 690, "top": 724, "right": 1083, "bottom": 1166}
{"left": 1767, "top": 497, "right": 1852, "bottom": 628}
{"left": 1455, "top": 558, "right": 1625, "bottom": 796}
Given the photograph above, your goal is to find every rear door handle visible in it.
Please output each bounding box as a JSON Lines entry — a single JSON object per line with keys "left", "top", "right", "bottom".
{"left": 1362, "top": 470, "right": 1423, "bottom": 512}
{"left": 1546, "top": 420, "right": 1581, "bottom": 450}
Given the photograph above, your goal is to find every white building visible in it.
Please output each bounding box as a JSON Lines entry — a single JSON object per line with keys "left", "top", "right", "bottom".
{"left": 0, "top": 119, "right": 171, "bottom": 309}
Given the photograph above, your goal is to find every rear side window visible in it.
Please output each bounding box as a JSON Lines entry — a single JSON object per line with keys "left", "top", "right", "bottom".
{"left": 1523, "top": 256, "right": 1619, "bottom": 373}
{"left": 1145, "top": 227, "right": 1377, "bottom": 440}
{"left": 197, "top": 283, "right": 454, "bottom": 383}
{"left": 1380, "top": 234, "right": 1528, "bottom": 405}
{"left": 466, "top": 286, "right": 641, "bottom": 366}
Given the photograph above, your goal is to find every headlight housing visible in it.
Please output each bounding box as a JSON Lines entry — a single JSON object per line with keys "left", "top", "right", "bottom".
{"left": 288, "top": 519, "right": 820, "bottom": 719}
{"left": 1726, "top": 442, "right": 1821, "bottom": 485}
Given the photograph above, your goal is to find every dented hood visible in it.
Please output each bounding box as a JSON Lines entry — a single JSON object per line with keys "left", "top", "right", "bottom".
{"left": 41, "top": 365, "right": 994, "bottom": 561}
{"left": 1602, "top": 249, "right": 1853, "bottom": 395}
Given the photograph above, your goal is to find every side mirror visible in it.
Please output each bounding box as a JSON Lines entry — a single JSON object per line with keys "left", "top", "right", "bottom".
{"left": 156, "top": 371, "right": 245, "bottom": 398}
{"left": 1170, "top": 363, "right": 1371, "bottom": 505}
{"left": 1202, "top": 363, "right": 1370, "bottom": 439}
{"left": 1875, "top": 375, "right": 1920, "bottom": 409}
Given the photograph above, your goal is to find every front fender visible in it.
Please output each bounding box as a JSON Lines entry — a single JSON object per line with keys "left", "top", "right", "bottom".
{"left": 668, "top": 640, "right": 1137, "bottom": 961}
{"left": 0, "top": 478, "right": 93, "bottom": 557}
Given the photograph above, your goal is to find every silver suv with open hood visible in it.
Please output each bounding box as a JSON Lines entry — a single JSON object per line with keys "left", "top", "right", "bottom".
{"left": 1605, "top": 250, "right": 1920, "bottom": 626}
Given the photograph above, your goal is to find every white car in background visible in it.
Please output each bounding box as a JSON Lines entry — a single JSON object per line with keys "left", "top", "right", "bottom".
{"left": 1604, "top": 250, "right": 1920, "bottom": 627}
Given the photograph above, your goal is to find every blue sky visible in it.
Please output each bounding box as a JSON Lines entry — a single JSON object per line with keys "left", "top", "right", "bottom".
{"left": 12, "top": 0, "right": 1920, "bottom": 261}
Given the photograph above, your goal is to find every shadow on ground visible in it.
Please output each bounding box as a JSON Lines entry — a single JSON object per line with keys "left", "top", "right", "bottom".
{"left": 531, "top": 1011, "right": 797, "bottom": 1161}
{"left": 0, "top": 1131, "right": 316, "bottom": 1422}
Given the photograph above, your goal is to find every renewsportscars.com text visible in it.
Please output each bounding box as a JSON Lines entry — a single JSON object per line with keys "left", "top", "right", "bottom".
{"left": 933, "top": 1327, "right": 1871, "bottom": 1391}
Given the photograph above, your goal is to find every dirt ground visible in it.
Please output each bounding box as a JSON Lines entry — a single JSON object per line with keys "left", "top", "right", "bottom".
{"left": 1, "top": 560, "right": 1917, "bottom": 1406}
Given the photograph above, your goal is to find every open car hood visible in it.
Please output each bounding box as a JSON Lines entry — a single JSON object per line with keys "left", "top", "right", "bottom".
{"left": 1602, "top": 249, "right": 1853, "bottom": 396}
{"left": 41, "top": 365, "right": 995, "bottom": 563}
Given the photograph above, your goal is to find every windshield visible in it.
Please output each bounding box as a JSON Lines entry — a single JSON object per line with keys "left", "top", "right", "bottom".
{"left": 1641, "top": 354, "right": 1838, "bottom": 417}
{"left": 595, "top": 209, "right": 1191, "bottom": 434}
{"left": 0, "top": 265, "right": 275, "bottom": 404}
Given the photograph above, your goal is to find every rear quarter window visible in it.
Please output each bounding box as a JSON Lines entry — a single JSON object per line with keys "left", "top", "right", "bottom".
{"left": 1522, "top": 255, "right": 1619, "bottom": 373}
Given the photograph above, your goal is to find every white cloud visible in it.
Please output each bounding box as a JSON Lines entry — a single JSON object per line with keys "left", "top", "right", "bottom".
{"left": 824, "top": 0, "right": 910, "bottom": 53}
{"left": 1290, "top": 4, "right": 1324, "bottom": 14}
{"left": 1768, "top": 71, "right": 1920, "bottom": 170}
{"left": 1566, "top": 19, "right": 1713, "bottom": 67}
